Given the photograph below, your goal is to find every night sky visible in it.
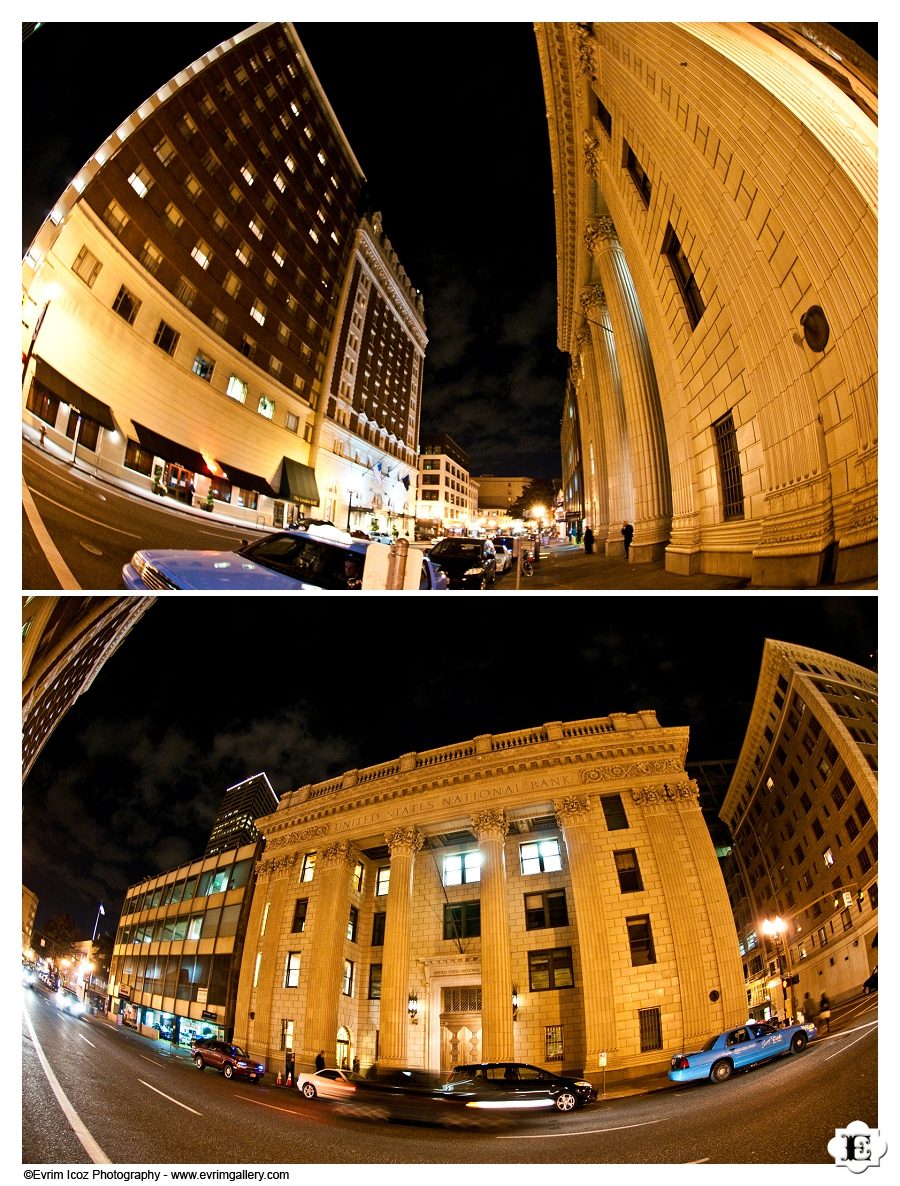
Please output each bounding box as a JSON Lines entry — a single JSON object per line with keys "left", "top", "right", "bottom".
{"left": 21, "top": 596, "right": 876, "bottom": 938}
{"left": 21, "top": 19, "right": 567, "bottom": 478}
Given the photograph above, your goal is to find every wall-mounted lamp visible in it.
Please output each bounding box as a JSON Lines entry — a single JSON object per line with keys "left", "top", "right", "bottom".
{"left": 512, "top": 987, "right": 519, "bottom": 1021}
{"left": 799, "top": 305, "right": 830, "bottom": 352}
{"left": 408, "top": 992, "right": 418, "bottom": 1024}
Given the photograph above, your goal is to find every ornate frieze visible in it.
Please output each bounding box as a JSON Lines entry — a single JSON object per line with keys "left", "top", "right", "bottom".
{"left": 267, "top": 824, "right": 330, "bottom": 849}
{"left": 581, "top": 757, "right": 682, "bottom": 783}
{"left": 630, "top": 781, "right": 699, "bottom": 806}
{"left": 471, "top": 809, "right": 509, "bottom": 842}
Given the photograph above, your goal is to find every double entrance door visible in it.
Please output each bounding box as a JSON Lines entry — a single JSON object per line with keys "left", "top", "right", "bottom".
{"left": 439, "top": 985, "right": 483, "bottom": 1073}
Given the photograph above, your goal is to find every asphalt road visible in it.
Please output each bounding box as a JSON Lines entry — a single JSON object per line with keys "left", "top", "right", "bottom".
{"left": 22, "top": 983, "right": 878, "bottom": 1169}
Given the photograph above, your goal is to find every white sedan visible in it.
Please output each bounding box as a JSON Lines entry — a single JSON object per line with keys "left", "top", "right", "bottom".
{"left": 296, "top": 1067, "right": 363, "bottom": 1100}
{"left": 493, "top": 544, "right": 513, "bottom": 574}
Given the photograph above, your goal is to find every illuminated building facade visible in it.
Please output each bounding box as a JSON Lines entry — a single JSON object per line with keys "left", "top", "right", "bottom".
{"left": 22, "top": 24, "right": 420, "bottom": 530}
{"left": 205, "top": 772, "right": 279, "bottom": 857}
{"left": 721, "top": 641, "right": 877, "bottom": 1018}
{"left": 416, "top": 433, "right": 478, "bottom": 537}
{"left": 536, "top": 23, "right": 877, "bottom": 586}
{"left": 232, "top": 712, "right": 745, "bottom": 1084}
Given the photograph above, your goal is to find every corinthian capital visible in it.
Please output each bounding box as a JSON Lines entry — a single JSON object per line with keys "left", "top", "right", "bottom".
{"left": 320, "top": 840, "right": 360, "bottom": 869}
{"left": 554, "top": 795, "right": 592, "bottom": 826}
{"left": 386, "top": 826, "right": 424, "bottom": 857}
{"left": 470, "top": 809, "right": 509, "bottom": 842}
{"left": 585, "top": 216, "right": 618, "bottom": 256}
{"left": 581, "top": 284, "right": 605, "bottom": 313}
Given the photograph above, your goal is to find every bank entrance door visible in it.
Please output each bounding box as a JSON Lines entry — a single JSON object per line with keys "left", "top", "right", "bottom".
{"left": 440, "top": 985, "right": 482, "bottom": 1073}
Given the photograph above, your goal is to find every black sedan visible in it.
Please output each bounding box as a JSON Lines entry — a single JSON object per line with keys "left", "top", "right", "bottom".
{"left": 443, "top": 1062, "right": 597, "bottom": 1112}
{"left": 427, "top": 537, "right": 497, "bottom": 589}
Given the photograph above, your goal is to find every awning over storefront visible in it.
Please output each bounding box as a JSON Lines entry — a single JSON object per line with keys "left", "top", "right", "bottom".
{"left": 278, "top": 456, "right": 320, "bottom": 504}
{"left": 132, "top": 422, "right": 217, "bottom": 477}
{"left": 34, "top": 357, "right": 116, "bottom": 430}
{"left": 218, "top": 461, "right": 278, "bottom": 499}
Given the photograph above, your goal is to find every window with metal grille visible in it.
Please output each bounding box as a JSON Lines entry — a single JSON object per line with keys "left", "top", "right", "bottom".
{"left": 442, "top": 986, "right": 482, "bottom": 1012}
{"left": 444, "top": 900, "right": 480, "bottom": 939}
{"left": 545, "top": 1025, "right": 564, "bottom": 1061}
{"left": 713, "top": 411, "right": 745, "bottom": 520}
{"left": 663, "top": 223, "right": 705, "bottom": 328}
{"left": 638, "top": 1007, "right": 662, "bottom": 1051}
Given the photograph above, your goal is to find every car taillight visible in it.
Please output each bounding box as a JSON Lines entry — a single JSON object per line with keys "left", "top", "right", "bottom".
{"left": 673, "top": 1056, "right": 690, "bottom": 1070}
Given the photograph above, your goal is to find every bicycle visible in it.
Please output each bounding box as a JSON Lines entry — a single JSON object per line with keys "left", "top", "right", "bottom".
{"left": 519, "top": 552, "right": 534, "bottom": 578}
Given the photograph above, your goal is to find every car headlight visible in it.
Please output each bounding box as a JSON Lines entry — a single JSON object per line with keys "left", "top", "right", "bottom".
{"left": 575, "top": 1080, "right": 591, "bottom": 1089}
{"left": 463, "top": 567, "right": 484, "bottom": 577}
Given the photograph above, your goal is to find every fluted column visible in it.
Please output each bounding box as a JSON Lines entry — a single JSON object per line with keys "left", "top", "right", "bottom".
{"left": 378, "top": 826, "right": 423, "bottom": 1067}
{"left": 585, "top": 216, "right": 672, "bottom": 561}
{"left": 300, "top": 840, "right": 359, "bottom": 1067}
{"left": 471, "top": 809, "right": 514, "bottom": 1060}
{"left": 554, "top": 795, "right": 617, "bottom": 1069}
{"left": 581, "top": 284, "right": 631, "bottom": 553}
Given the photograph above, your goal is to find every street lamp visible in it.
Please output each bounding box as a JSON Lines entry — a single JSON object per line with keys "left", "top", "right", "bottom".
{"left": 761, "top": 915, "right": 797, "bottom": 1022}
{"left": 347, "top": 491, "right": 356, "bottom": 530}
{"left": 530, "top": 504, "right": 546, "bottom": 564}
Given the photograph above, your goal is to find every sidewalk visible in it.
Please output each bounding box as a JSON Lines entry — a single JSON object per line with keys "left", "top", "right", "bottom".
{"left": 507, "top": 542, "right": 748, "bottom": 592}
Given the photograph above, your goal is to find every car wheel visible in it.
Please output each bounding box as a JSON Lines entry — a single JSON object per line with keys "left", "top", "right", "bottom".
{"left": 224, "top": 1063, "right": 235, "bottom": 1079}
{"left": 790, "top": 1031, "right": 808, "bottom": 1053}
{"left": 710, "top": 1060, "right": 733, "bottom": 1083}
{"left": 302, "top": 1082, "right": 317, "bottom": 1099}
{"left": 194, "top": 1056, "right": 205, "bottom": 1070}
{"left": 555, "top": 1091, "right": 577, "bottom": 1112}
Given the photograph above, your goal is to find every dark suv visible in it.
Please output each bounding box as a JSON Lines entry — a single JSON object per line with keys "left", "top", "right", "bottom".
{"left": 444, "top": 1062, "right": 596, "bottom": 1112}
{"left": 192, "top": 1039, "right": 265, "bottom": 1082}
{"left": 427, "top": 537, "right": 497, "bottom": 589}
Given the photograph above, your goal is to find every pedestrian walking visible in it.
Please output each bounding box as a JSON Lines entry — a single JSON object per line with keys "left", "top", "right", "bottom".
{"left": 583, "top": 526, "right": 594, "bottom": 554}
{"left": 621, "top": 521, "right": 634, "bottom": 560}
{"left": 819, "top": 993, "right": 832, "bottom": 1033}
{"left": 315, "top": 1049, "right": 326, "bottom": 1071}
{"left": 39, "top": 424, "right": 47, "bottom": 448}
{"left": 352, "top": 1055, "right": 360, "bottom": 1074}
{"left": 802, "top": 992, "right": 818, "bottom": 1026}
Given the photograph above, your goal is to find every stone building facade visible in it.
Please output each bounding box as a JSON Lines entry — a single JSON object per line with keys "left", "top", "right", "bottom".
{"left": 233, "top": 712, "right": 745, "bottom": 1084}
{"left": 535, "top": 23, "right": 877, "bottom": 586}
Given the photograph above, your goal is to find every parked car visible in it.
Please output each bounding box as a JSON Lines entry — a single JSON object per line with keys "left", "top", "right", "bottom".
{"left": 296, "top": 1067, "right": 364, "bottom": 1100}
{"left": 492, "top": 543, "right": 513, "bottom": 574}
{"left": 54, "top": 986, "right": 86, "bottom": 1017}
{"left": 443, "top": 1062, "right": 596, "bottom": 1112}
{"left": 123, "top": 529, "right": 449, "bottom": 591}
{"left": 193, "top": 1039, "right": 265, "bottom": 1082}
{"left": 427, "top": 537, "right": 497, "bottom": 589}
{"left": 862, "top": 966, "right": 878, "bottom": 994}
{"left": 668, "top": 1020, "right": 816, "bottom": 1085}
{"left": 347, "top": 1068, "right": 467, "bottom": 1124}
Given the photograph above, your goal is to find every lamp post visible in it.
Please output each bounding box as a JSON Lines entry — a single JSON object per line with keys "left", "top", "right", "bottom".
{"left": 761, "top": 915, "right": 797, "bottom": 1022}
{"left": 531, "top": 504, "right": 546, "bottom": 565}
{"left": 347, "top": 491, "right": 356, "bottom": 530}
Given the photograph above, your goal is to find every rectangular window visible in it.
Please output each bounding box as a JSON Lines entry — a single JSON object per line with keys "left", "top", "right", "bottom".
{"left": 639, "top": 1007, "right": 663, "bottom": 1051}
{"left": 595, "top": 96, "right": 612, "bottom": 136}
{"left": 347, "top": 906, "right": 358, "bottom": 942}
{"left": 281, "top": 1019, "right": 294, "bottom": 1051}
{"left": 175, "top": 277, "right": 197, "bottom": 309}
{"left": 250, "top": 299, "right": 267, "bottom": 326}
{"left": 123, "top": 439, "right": 153, "bottom": 476}
{"left": 226, "top": 374, "right": 248, "bottom": 404}
{"left": 520, "top": 838, "right": 562, "bottom": 875}
{"left": 443, "top": 900, "right": 481, "bottom": 940}
{"left": 257, "top": 395, "right": 275, "bottom": 420}
{"left": 545, "top": 1024, "right": 564, "bottom": 1061}
{"left": 153, "top": 320, "right": 180, "bottom": 356}
{"left": 154, "top": 135, "right": 176, "bottom": 166}
{"left": 291, "top": 899, "right": 308, "bottom": 933}
{"left": 72, "top": 244, "right": 102, "bottom": 287}
{"left": 626, "top": 916, "right": 656, "bottom": 966}
{"left": 191, "top": 240, "right": 212, "bottom": 270}
{"left": 663, "top": 223, "right": 706, "bottom": 329}
{"left": 103, "top": 199, "right": 129, "bottom": 236}
{"left": 600, "top": 794, "right": 629, "bottom": 830}
{"left": 371, "top": 911, "right": 386, "bottom": 946}
{"left": 128, "top": 166, "right": 152, "bottom": 198}
{"left": 192, "top": 351, "right": 215, "bottom": 382}
{"left": 524, "top": 889, "right": 569, "bottom": 930}
{"left": 300, "top": 853, "right": 316, "bottom": 882}
{"left": 528, "top": 947, "right": 574, "bottom": 992}
{"left": 368, "top": 964, "right": 382, "bottom": 1000}
{"left": 624, "top": 142, "right": 651, "bottom": 205}
{"left": 713, "top": 411, "right": 745, "bottom": 521}
{"left": 342, "top": 959, "right": 354, "bottom": 997}
{"left": 614, "top": 849, "right": 644, "bottom": 893}
{"left": 112, "top": 285, "right": 141, "bottom": 326}
{"left": 375, "top": 867, "right": 390, "bottom": 896}
{"left": 353, "top": 862, "right": 364, "bottom": 893}
{"left": 285, "top": 952, "right": 301, "bottom": 988}
{"left": 443, "top": 851, "right": 482, "bottom": 886}
{"left": 139, "top": 241, "right": 163, "bottom": 274}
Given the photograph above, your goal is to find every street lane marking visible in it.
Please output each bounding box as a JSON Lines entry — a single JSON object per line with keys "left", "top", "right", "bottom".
{"left": 823, "top": 1021, "right": 877, "bottom": 1061}
{"left": 77, "top": 1033, "right": 96, "bottom": 1048}
{"left": 30, "top": 486, "right": 142, "bottom": 537}
{"left": 237, "top": 1093, "right": 304, "bottom": 1115}
{"left": 498, "top": 1117, "right": 665, "bottom": 1139}
{"left": 138, "top": 1078, "right": 203, "bottom": 1114}
{"left": 22, "top": 478, "right": 81, "bottom": 589}
{"left": 23, "top": 1004, "right": 111, "bottom": 1162}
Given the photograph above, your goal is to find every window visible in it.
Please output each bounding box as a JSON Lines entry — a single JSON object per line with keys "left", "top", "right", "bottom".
{"left": 291, "top": 899, "right": 308, "bottom": 932}
{"left": 545, "top": 1025, "right": 564, "bottom": 1061}
{"left": 353, "top": 862, "right": 364, "bottom": 893}
{"left": 175, "top": 278, "right": 197, "bottom": 309}
{"left": 347, "top": 906, "right": 358, "bottom": 942}
{"left": 300, "top": 853, "right": 316, "bottom": 882}
{"left": 192, "top": 351, "right": 215, "bottom": 382}
{"left": 624, "top": 142, "right": 651, "bottom": 205}
{"left": 191, "top": 240, "right": 212, "bottom": 270}
{"left": 123, "top": 439, "right": 153, "bottom": 476}
{"left": 226, "top": 374, "right": 248, "bottom": 404}
{"left": 639, "top": 1007, "right": 663, "bottom": 1051}
{"left": 663, "top": 223, "right": 706, "bottom": 329}
{"left": 595, "top": 96, "right": 612, "bottom": 136}
{"left": 342, "top": 959, "right": 354, "bottom": 996}
{"left": 443, "top": 851, "right": 481, "bottom": 885}
{"left": 128, "top": 166, "right": 152, "bottom": 198}
{"left": 614, "top": 850, "right": 644, "bottom": 893}
{"left": 285, "top": 952, "right": 301, "bottom": 988}
{"left": 154, "top": 135, "right": 176, "bottom": 166}
{"left": 280, "top": 1019, "right": 294, "bottom": 1051}
{"left": 713, "top": 411, "right": 745, "bottom": 521}
{"left": 855, "top": 800, "right": 871, "bottom": 828}
{"left": 520, "top": 838, "right": 562, "bottom": 875}
{"left": 250, "top": 300, "right": 267, "bottom": 327}
{"left": 112, "top": 285, "right": 141, "bottom": 325}
{"left": 375, "top": 867, "right": 390, "bottom": 896}
{"left": 626, "top": 916, "right": 656, "bottom": 966}
{"left": 164, "top": 202, "right": 184, "bottom": 231}
{"left": 72, "top": 245, "right": 102, "bottom": 287}
{"left": 103, "top": 199, "right": 129, "bottom": 236}
{"left": 223, "top": 271, "right": 241, "bottom": 299}
{"left": 153, "top": 321, "right": 180, "bottom": 356}
{"left": 368, "top": 964, "right": 382, "bottom": 999}
{"left": 235, "top": 242, "right": 251, "bottom": 267}
{"left": 257, "top": 395, "right": 275, "bottom": 420}
{"left": 824, "top": 848, "right": 835, "bottom": 868}
{"left": 139, "top": 240, "right": 163, "bottom": 274}
{"left": 184, "top": 175, "right": 202, "bottom": 203}
{"left": 443, "top": 901, "right": 480, "bottom": 940}
{"left": 524, "top": 889, "right": 568, "bottom": 930}
{"left": 209, "top": 308, "right": 228, "bottom": 336}
{"left": 600, "top": 794, "right": 629, "bottom": 830}
{"left": 371, "top": 911, "right": 386, "bottom": 946}
{"left": 528, "top": 947, "right": 574, "bottom": 991}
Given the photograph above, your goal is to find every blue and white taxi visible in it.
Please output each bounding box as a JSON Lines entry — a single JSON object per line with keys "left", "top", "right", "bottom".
{"left": 669, "top": 1019, "right": 817, "bottom": 1085}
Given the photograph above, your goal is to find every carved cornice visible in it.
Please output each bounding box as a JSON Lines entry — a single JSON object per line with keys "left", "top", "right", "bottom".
{"left": 581, "top": 757, "right": 682, "bottom": 783}
{"left": 630, "top": 781, "right": 699, "bottom": 807}
{"left": 386, "top": 826, "right": 424, "bottom": 857}
{"left": 471, "top": 809, "right": 509, "bottom": 842}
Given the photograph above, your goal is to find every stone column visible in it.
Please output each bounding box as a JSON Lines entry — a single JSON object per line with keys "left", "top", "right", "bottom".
{"left": 471, "top": 809, "right": 514, "bottom": 1060}
{"left": 585, "top": 216, "right": 672, "bottom": 561}
{"left": 554, "top": 795, "right": 617, "bottom": 1070}
{"left": 378, "top": 826, "right": 423, "bottom": 1067}
{"left": 300, "top": 840, "right": 359, "bottom": 1068}
{"left": 581, "top": 283, "right": 631, "bottom": 553}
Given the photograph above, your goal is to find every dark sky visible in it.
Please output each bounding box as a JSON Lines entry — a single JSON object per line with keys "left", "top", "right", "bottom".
{"left": 21, "top": 20, "right": 567, "bottom": 478}
{"left": 22, "top": 595, "right": 876, "bottom": 938}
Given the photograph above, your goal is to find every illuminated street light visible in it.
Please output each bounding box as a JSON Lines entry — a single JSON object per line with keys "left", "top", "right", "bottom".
{"left": 761, "top": 915, "right": 798, "bottom": 1021}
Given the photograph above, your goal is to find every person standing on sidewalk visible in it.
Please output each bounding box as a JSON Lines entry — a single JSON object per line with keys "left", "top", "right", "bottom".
{"left": 819, "top": 992, "right": 832, "bottom": 1032}
{"left": 583, "top": 526, "right": 594, "bottom": 554}
{"left": 621, "top": 521, "right": 634, "bottom": 559}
